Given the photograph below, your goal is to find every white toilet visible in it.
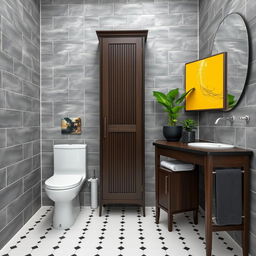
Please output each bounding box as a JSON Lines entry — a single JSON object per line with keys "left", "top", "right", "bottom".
{"left": 45, "top": 144, "right": 87, "bottom": 229}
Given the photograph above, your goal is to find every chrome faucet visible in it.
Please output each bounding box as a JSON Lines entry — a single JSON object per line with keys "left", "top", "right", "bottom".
{"left": 215, "top": 116, "right": 234, "bottom": 125}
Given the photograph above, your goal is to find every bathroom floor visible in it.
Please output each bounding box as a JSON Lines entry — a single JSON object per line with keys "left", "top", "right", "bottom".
{"left": 0, "top": 207, "right": 241, "bottom": 256}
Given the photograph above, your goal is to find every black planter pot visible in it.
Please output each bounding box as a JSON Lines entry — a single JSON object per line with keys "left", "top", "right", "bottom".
{"left": 163, "top": 126, "right": 182, "bottom": 142}
{"left": 181, "top": 130, "right": 196, "bottom": 143}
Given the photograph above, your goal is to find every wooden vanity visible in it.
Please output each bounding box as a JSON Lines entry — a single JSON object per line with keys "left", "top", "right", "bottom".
{"left": 153, "top": 140, "right": 252, "bottom": 256}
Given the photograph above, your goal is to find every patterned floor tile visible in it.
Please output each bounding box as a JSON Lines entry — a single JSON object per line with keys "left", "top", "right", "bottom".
{"left": 0, "top": 206, "right": 242, "bottom": 256}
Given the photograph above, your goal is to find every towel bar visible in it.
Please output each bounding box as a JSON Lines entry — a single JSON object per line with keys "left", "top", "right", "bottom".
{"left": 212, "top": 170, "right": 244, "bottom": 174}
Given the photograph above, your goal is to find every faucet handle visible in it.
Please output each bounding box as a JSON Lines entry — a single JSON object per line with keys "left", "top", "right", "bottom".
{"left": 226, "top": 116, "right": 235, "bottom": 122}
{"left": 239, "top": 115, "right": 250, "bottom": 122}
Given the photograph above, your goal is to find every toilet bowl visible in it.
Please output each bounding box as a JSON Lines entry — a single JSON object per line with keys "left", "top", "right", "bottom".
{"left": 45, "top": 144, "right": 87, "bottom": 229}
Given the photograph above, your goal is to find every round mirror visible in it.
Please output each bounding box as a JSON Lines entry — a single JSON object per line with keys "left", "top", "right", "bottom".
{"left": 211, "top": 13, "right": 249, "bottom": 111}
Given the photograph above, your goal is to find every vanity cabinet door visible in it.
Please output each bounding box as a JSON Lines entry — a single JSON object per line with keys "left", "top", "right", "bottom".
{"left": 158, "top": 169, "right": 169, "bottom": 209}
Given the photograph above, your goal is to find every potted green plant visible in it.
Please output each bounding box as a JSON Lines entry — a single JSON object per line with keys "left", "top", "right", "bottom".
{"left": 180, "top": 118, "right": 197, "bottom": 143}
{"left": 153, "top": 88, "right": 194, "bottom": 141}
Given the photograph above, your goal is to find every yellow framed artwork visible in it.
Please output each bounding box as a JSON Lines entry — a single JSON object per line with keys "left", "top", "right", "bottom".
{"left": 185, "top": 52, "right": 227, "bottom": 111}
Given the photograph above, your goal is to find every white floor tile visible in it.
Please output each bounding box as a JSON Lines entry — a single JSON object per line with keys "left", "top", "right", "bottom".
{"left": 0, "top": 206, "right": 242, "bottom": 256}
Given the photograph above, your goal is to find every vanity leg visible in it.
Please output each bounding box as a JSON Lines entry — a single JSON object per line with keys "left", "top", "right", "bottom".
{"left": 155, "top": 148, "right": 160, "bottom": 223}
{"left": 193, "top": 209, "right": 198, "bottom": 225}
{"left": 99, "top": 204, "right": 102, "bottom": 217}
{"left": 242, "top": 162, "right": 250, "bottom": 256}
{"left": 142, "top": 205, "right": 146, "bottom": 217}
{"left": 204, "top": 157, "right": 213, "bottom": 256}
{"left": 155, "top": 207, "right": 160, "bottom": 224}
{"left": 168, "top": 211, "right": 173, "bottom": 232}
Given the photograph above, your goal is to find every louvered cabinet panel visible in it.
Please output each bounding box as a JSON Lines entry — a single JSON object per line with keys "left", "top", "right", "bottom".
{"left": 97, "top": 31, "right": 147, "bottom": 214}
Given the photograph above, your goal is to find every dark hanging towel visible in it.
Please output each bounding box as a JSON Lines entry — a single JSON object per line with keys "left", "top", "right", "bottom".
{"left": 215, "top": 168, "right": 242, "bottom": 226}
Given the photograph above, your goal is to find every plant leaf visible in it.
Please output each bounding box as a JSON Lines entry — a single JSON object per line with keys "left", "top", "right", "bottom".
{"left": 153, "top": 91, "right": 170, "bottom": 108}
{"left": 167, "top": 88, "right": 179, "bottom": 101}
{"left": 172, "top": 106, "right": 184, "bottom": 114}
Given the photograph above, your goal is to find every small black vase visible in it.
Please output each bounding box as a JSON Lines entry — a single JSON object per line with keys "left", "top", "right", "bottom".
{"left": 163, "top": 126, "right": 182, "bottom": 142}
{"left": 181, "top": 130, "right": 196, "bottom": 143}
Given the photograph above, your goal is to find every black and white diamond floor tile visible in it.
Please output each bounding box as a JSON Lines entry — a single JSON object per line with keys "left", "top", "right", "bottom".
{"left": 0, "top": 207, "right": 242, "bottom": 256}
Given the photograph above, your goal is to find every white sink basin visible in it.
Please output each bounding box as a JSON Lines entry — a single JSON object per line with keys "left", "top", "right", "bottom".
{"left": 188, "top": 142, "right": 234, "bottom": 149}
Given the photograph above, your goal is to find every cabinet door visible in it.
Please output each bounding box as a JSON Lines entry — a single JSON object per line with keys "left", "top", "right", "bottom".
{"left": 101, "top": 37, "right": 144, "bottom": 200}
{"left": 158, "top": 170, "right": 169, "bottom": 209}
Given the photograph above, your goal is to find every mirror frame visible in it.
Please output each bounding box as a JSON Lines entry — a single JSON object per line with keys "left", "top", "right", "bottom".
{"left": 211, "top": 12, "right": 250, "bottom": 112}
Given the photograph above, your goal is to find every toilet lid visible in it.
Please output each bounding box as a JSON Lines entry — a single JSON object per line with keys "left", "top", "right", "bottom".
{"left": 45, "top": 175, "right": 83, "bottom": 190}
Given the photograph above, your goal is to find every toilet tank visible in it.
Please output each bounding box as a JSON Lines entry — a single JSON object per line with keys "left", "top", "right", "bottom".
{"left": 54, "top": 144, "right": 86, "bottom": 177}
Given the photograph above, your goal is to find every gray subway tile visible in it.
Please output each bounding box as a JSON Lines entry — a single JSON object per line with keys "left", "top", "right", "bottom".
{"left": 114, "top": 3, "right": 143, "bottom": 15}
{"left": 41, "top": 89, "right": 68, "bottom": 101}
{"left": 32, "top": 99, "right": 40, "bottom": 113}
{"left": 53, "top": 0, "right": 83, "bottom": 4}
{"left": 0, "top": 168, "right": 7, "bottom": 190}
{"left": 0, "top": 90, "right": 5, "bottom": 108}
{"left": 0, "top": 145, "right": 23, "bottom": 169}
{"left": 33, "top": 155, "right": 40, "bottom": 170}
{"left": 0, "top": 51, "right": 13, "bottom": 73}
{"left": 0, "top": 212, "right": 23, "bottom": 249}
{"left": 142, "top": 3, "right": 169, "bottom": 15}
{"left": 42, "top": 152, "right": 53, "bottom": 167}
{"left": 42, "top": 5, "right": 68, "bottom": 17}
{"left": 23, "top": 203, "right": 33, "bottom": 224}
{"left": 2, "top": 72, "right": 22, "bottom": 93}
{"left": 7, "top": 189, "right": 32, "bottom": 223}
{"left": 42, "top": 29, "right": 68, "bottom": 41}
{"left": 53, "top": 41, "right": 84, "bottom": 54}
{"left": 69, "top": 4, "right": 85, "bottom": 16}
{"left": 0, "top": 208, "right": 7, "bottom": 231}
{"left": 54, "top": 65, "right": 84, "bottom": 77}
{"left": 84, "top": 17, "right": 99, "bottom": 27}
{"left": 155, "top": 14, "right": 183, "bottom": 26}
{"left": 169, "top": 2, "right": 198, "bottom": 13}
{"left": 23, "top": 112, "right": 40, "bottom": 127}
{"left": 54, "top": 77, "right": 68, "bottom": 89}
{"left": 41, "top": 42, "right": 53, "bottom": 54}
{"left": 0, "top": 129, "right": 7, "bottom": 148}
{"left": 24, "top": 169, "right": 40, "bottom": 192}
{"left": 41, "top": 53, "right": 68, "bottom": 67}
{"left": 7, "top": 158, "right": 33, "bottom": 185}
{"left": 0, "top": 110, "right": 22, "bottom": 128}
{"left": 32, "top": 196, "right": 41, "bottom": 214}
{"left": 23, "top": 142, "right": 33, "bottom": 159}
{"left": 54, "top": 16, "right": 84, "bottom": 29}
{"left": 5, "top": 91, "right": 32, "bottom": 111}
{"left": 85, "top": 4, "right": 113, "bottom": 17}
{"left": 32, "top": 182, "right": 41, "bottom": 200}
{"left": 22, "top": 81, "right": 40, "bottom": 99}
{"left": 246, "top": 127, "right": 256, "bottom": 149}
{"left": 7, "top": 127, "right": 40, "bottom": 146}
{"left": 0, "top": 180, "right": 23, "bottom": 210}
{"left": 33, "top": 141, "right": 40, "bottom": 156}
{"left": 2, "top": 35, "right": 22, "bottom": 61}
{"left": 99, "top": 16, "right": 126, "bottom": 26}
{"left": 13, "top": 61, "right": 31, "bottom": 82}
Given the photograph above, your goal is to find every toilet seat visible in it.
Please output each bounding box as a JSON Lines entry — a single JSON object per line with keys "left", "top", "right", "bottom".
{"left": 45, "top": 175, "right": 83, "bottom": 190}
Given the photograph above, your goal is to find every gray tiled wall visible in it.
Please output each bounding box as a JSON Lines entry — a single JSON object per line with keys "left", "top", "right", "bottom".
{"left": 41, "top": 0, "right": 198, "bottom": 207}
{"left": 0, "top": 0, "right": 41, "bottom": 249}
{"left": 199, "top": 0, "right": 256, "bottom": 254}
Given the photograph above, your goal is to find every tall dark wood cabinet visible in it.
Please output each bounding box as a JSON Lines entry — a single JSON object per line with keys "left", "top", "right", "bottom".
{"left": 96, "top": 30, "right": 148, "bottom": 216}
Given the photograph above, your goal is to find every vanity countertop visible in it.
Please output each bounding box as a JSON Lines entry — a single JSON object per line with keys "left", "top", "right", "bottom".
{"left": 153, "top": 140, "right": 253, "bottom": 156}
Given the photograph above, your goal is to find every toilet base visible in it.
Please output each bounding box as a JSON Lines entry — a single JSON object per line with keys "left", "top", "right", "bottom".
{"left": 53, "top": 195, "right": 80, "bottom": 229}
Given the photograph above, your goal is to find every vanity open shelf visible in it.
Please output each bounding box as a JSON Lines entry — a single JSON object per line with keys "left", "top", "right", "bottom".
{"left": 153, "top": 140, "right": 252, "bottom": 256}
